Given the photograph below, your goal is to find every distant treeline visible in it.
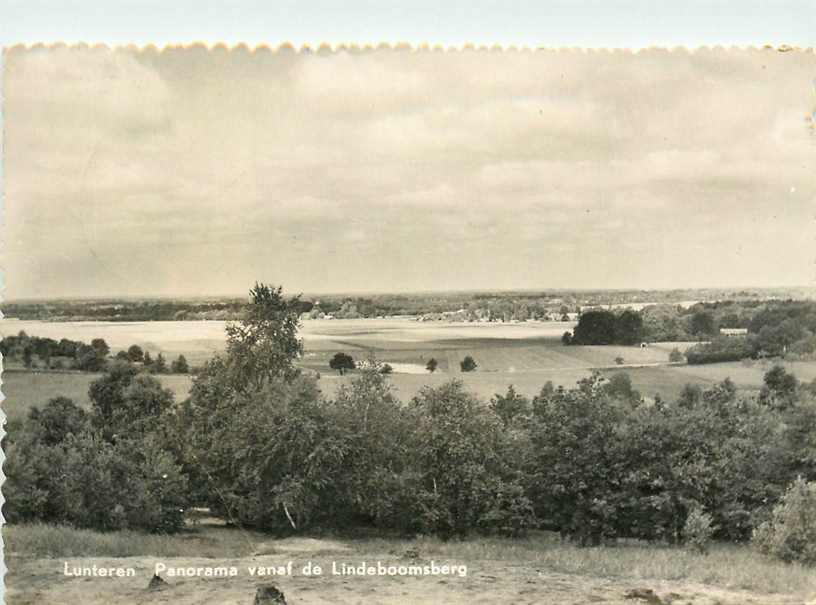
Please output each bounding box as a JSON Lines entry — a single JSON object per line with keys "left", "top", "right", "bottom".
{"left": 0, "top": 332, "right": 190, "bottom": 374}
{"left": 4, "top": 286, "right": 813, "bottom": 322}
{"left": 566, "top": 300, "right": 816, "bottom": 362}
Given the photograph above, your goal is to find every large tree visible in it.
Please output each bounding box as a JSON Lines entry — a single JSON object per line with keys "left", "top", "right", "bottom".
{"left": 224, "top": 283, "right": 304, "bottom": 392}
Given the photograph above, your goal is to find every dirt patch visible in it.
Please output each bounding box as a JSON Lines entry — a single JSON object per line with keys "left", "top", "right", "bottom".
{"left": 7, "top": 555, "right": 814, "bottom": 605}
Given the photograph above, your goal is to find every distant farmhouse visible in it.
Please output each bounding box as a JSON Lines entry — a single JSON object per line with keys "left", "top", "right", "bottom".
{"left": 720, "top": 328, "right": 748, "bottom": 337}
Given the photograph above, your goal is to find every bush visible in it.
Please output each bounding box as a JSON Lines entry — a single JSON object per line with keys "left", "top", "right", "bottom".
{"left": 478, "top": 480, "right": 537, "bottom": 537}
{"left": 753, "top": 477, "right": 816, "bottom": 564}
{"left": 669, "top": 348, "right": 684, "bottom": 363}
{"left": 460, "top": 355, "right": 477, "bottom": 372}
{"left": 685, "top": 337, "right": 756, "bottom": 364}
{"left": 684, "top": 505, "right": 715, "bottom": 554}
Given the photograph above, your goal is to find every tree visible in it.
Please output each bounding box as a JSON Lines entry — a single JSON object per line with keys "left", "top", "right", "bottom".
{"left": 224, "top": 283, "right": 304, "bottom": 391}
{"left": 22, "top": 346, "right": 33, "bottom": 369}
{"left": 572, "top": 310, "right": 617, "bottom": 345}
{"left": 615, "top": 310, "right": 644, "bottom": 346}
{"left": 753, "top": 477, "right": 816, "bottom": 564}
{"left": 528, "top": 373, "right": 621, "bottom": 545}
{"left": 604, "top": 372, "right": 641, "bottom": 406}
{"left": 151, "top": 353, "right": 168, "bottom": 374}
{"left": 75, "top": 343, "right": 107, "bottom": 372}
{"left": 669, "top": 348, "right": 684, "bottom": 363}
{"left": 759, "top": 365, "right": 798, "bottom": 409}
{"left": 460, "top": 355, "right": 477, "bottom": 372}
{"left": 426, "top": 358, "right": 439, "bottom": 373}
{"left": 88, "top": 361, "right": 140, "bottom": 432}
{"left": 561, "top": 331, "right": 573, "bottom": 345}
{"left": 91, "top": 338, "right": 110, "bottom": 359}
{"left": 379, "top": 363, "right": 393, "bottom": 374}
{"left": 409, "top": 381, "right": 534, "bottom": 537}
{"left": 490, "top": 385, "right": 531, "bottom": 427}
{"left": 143, "top": 351, "right": 153, "bottom": 367}
{"left": 330, "top": 352, "right": 355, "bottom": 375}
{"left": 171, "top": 354, "right": 190, "bottom": 374}
{"left": 690, "top": 312, "right": 716, "bottom": 337}
{"left": 27, "top": 397, "right": 88, "bottom": 446}
{"left": 127, "top": 344, "right": 145, "bottom": 363}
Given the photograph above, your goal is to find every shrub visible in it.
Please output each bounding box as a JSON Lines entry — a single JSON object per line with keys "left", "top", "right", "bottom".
{"left": 685, "top": 337, "right": 756, "bottom": 365}
{"left": 669, "top": 348, "right": 684, "bottom": 363}
{"left": 478, "top": 480, "right": 537, "bottom": 537}
{"left": 683, "top": 505, "right": 716, "bottom": 554}
{"left": 460, "top": 355, "right": 477, "bottom": 372}
{"left": 753, "top": 477, "right": 816, "bottom": 564}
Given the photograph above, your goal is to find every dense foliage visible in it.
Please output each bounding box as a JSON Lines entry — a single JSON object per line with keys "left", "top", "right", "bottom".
{"left": 753, "top": 477, "right": 816, "bottom": 564}
{"left": 7, "top": 284, "right": 816, "bottom": 566}
{"left": 5, "top": 363, "right": 188, "bottom": 532}
{"left": 569, "top": 310, "right": 644, "bottom": 345}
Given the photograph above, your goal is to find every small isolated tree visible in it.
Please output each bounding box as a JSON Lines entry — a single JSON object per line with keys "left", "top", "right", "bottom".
{"left": 684, "top": 505, "right": 715, "bottom": 554}
{"left": 127, "top": 344, "right": 145, "bottom": 363}
{"left": 379, "top": 363, "right": 393, "bottom": 374}
{"left": 426, "top": 358, "right": 438, "bottom": 373}
{"left": 669, "top": 348, "right": 684, "bottom": 363}
{"left": 330, "top": 352, "right": 355, "bottom": 375}
{"left": 460, "top": 355, "right": 477, "bottom": 372}
{"left": 614, "top": 356, "right": 625, "bottom": 365}
{"left": 171, "top": 354, "right": 189, "bottom": 374}
{"left": 753, "top": 477, "right": 816, "bottom": 564}
{"left": 561, "top": 331, "right": 573, "bottom": 345}
{"left": 143, "top": 351, "right": 153, "bottom": 367}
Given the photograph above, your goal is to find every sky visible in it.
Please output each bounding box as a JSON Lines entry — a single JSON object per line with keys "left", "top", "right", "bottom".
{"left": 2, "top": 46, "right": 815, "bottom": 299}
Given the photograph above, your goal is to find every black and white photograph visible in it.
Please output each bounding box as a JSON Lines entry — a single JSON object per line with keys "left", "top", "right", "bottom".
{"left": 1, "top": 39, "right": 815, "bottom": 604}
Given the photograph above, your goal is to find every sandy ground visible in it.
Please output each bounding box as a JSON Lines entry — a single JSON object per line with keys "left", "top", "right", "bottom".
{"left": 8, "top": 542, "right": 815, "bottom": 605}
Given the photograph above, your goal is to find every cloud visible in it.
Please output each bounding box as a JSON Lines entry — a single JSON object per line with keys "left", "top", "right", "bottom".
{"left": 3, "top": 47, "right": 815, "bottom": 298}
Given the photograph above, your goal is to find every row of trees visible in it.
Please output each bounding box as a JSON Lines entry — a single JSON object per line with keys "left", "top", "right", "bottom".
{"left": 0, "top": 332, "right": 190, "bottom": 374}
{"left": 1, "top": 333, "right": 111, "bottom": 371}
{"left": 328, "top": 353, "right": 462, "bottom": 375}
{"left": 113, "top": 346, "right": 189, "bottom": 374}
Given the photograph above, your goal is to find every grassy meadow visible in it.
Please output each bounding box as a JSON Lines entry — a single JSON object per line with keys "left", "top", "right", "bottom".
{"left": 4, "top": 319, "right": 816, "bottom": 422}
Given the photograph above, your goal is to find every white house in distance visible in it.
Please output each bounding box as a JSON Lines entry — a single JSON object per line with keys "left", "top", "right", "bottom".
{"left": 720, "top": 328, "right": 748, "bottom": 337}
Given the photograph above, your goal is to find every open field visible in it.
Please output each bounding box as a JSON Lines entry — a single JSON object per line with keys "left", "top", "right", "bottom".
{"left": 1, "top": 369, "right": 194, "bottom": 423}
{"left": 6, "top": 523, "right": 816, "bottom": 605}
{"left": 4, "top": 319, "right": 816, "bottom": 417}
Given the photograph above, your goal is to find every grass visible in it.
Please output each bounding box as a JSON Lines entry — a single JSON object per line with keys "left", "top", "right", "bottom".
{"left": 4, "top": 522, "right": 259, "bottom": 559}
{"left": 6, "top": 523, "right": 815, "bottom": 597}
{"left": 1, "top": 369, "right": 194, "bottom": 423}
{"left": 352, "top": 534, "right": 816, "bottom": 596}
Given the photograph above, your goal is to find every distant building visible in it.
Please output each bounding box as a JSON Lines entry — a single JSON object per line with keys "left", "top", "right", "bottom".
{"left": 720, "top": 328, "right": 748, "bottom": 337}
